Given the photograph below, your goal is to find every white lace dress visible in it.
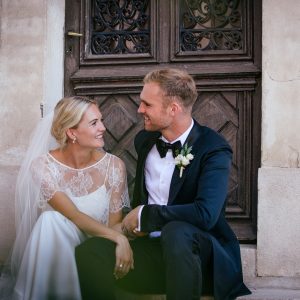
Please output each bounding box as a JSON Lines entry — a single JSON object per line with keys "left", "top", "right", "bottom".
{"left": 11, "top": 152, "right": 130, "bottom": 300}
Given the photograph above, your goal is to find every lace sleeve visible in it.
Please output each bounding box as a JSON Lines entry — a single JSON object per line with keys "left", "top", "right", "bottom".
{"left": 107, "top": 155, "right": 131, "bottom": 213}
{"left": 30, "top": 155, "right": 61, "bottom": 207}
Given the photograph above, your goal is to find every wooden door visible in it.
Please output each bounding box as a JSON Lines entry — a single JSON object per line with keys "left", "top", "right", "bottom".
{"left": 64, "top": 0, "right": 261, "bottom": 242}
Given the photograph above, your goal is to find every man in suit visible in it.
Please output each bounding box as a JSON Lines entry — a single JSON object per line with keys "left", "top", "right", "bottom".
{"left": 75, "top": 68, "right": 251, "bottom": 300}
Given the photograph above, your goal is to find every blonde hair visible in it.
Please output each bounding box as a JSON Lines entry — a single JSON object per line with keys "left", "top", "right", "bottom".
{"left": 143, "top": 68, "right": 198, "bottom": 110}
{"left": 51, "top": 96, "right": 96, "bottom": 148}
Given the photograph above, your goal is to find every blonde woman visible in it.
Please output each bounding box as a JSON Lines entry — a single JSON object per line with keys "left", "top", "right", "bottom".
{"left": 0, "top": 96, "right": 132, "bottom": 299}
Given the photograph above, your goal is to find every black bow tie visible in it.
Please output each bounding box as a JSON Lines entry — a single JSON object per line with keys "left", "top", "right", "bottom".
{"left": 156, "top": 139, "right": 182, "bottom": 158}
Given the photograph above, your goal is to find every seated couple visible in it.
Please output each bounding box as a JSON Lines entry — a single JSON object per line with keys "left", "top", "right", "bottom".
{"left": 0, "top": 68, "right": 251, "bottom": 300}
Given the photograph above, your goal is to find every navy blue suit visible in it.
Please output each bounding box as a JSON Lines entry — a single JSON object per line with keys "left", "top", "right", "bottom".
{"left": 131, "top": 121, "right": 251, "bottom": 299}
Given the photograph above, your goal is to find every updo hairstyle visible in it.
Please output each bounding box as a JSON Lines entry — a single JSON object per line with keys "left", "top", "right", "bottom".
{"left": 51, "top": 96, "right": 97, "bottom": 148}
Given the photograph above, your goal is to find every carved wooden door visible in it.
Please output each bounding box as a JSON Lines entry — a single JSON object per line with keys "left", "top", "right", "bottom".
{"left": 64, "top": 0, "right": 261, "bottom": 242}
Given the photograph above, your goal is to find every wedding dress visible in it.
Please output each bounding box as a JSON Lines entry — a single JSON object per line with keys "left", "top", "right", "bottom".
{"left": 4, "top": 151, "right": 130, "bottom": 300}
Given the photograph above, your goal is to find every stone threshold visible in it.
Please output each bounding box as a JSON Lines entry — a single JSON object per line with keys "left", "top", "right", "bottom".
{"left": 117, "top": 288, "right": 300, "bottom": 300}
{"left": 238, "top": 287, "right": 300, "bottom": 300}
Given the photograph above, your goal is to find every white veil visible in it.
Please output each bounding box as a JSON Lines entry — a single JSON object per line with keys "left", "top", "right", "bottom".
{"left": 0, "top": 112, "right": 58, "bottom": 296}
{"left": 12, "top": 111, "right": 59, "bottom": 274}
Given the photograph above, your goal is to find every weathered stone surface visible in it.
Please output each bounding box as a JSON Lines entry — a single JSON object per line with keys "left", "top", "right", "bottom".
{"left": 257, "top": 167, "right": 300, "bottom": 277}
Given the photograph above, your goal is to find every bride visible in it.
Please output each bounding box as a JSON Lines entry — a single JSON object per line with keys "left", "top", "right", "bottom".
{"left": 0, "top": 96, "right": 132, "bottom": 299}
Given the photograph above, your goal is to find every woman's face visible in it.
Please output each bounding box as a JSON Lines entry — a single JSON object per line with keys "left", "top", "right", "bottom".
{"left": 71, "top": 104, "right": 106, "bottom": 149}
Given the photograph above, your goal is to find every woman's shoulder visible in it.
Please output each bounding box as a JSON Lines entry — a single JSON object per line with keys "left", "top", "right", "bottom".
{"left": 29, "top": 153, "right": 55, "bottom": 180}
{"left": 104, "top": 152, "right": 126, "bottom": 169}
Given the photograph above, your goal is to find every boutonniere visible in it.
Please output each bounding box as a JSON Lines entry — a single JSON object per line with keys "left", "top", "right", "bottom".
{"left": 174, "top": 143, "right": 194, "bottom": 178}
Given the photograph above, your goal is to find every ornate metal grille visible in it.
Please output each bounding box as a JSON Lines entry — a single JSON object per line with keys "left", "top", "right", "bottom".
{"left": 180, "top": 0, "right": 243, "bottom": 51}
{"left": 91, "top": 0, "right": 151, "bottom": 55}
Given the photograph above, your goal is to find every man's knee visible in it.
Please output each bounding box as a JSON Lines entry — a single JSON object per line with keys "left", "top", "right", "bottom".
{"left": 161, "top": 221, "right": 212, "bottom": 258}
{"left": 161, "top": 221, "right": 196, "bottom": 241}
{"left": 161, "top": 221, "right": 196, "bottom": 256}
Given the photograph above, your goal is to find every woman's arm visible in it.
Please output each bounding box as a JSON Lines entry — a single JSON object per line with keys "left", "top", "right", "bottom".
{"left": 109, "top": 213, "right": 123, "bottom": 234}
{"left": 49, "top": 191, "right": 121, "bottom": 240}
{"left": 48, "top": 191, "right": 133, "bottom": 278}
{"left": 107, "top": 155, "right": 132, "bottom": 236}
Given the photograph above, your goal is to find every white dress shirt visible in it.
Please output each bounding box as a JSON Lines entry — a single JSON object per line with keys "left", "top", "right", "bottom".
{"left": 137, "top": 119, "right": 194, "bottom": 235}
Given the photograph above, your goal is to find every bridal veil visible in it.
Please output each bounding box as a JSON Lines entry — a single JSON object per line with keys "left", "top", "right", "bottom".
{"left": 0, "top": 112, "right": 58, "bottom": 295}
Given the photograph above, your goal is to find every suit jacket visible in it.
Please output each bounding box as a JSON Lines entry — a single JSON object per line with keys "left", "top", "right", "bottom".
{"left": 132, "top": 120, "right": 251, "bottom": 300}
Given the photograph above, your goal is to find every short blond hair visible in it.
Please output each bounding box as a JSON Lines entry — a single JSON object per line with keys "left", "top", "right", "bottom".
{"left": 51, "top": 96, "right": 96, "bottom": 148}
{"left": 143, "top": 68, "right": 198, "bottom": 110}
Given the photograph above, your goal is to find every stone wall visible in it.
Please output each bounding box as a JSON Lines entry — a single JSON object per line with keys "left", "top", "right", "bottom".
{"left": 257, "top": 0, "right": 300, "bottom": 277}
{"left": 0, "top": 0, "right": 64, "bottom": 262}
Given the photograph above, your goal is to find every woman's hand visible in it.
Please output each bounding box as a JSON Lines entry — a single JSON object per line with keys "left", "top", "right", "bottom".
{"left": 114, "top": 234, "right": 134, "bottom": 279}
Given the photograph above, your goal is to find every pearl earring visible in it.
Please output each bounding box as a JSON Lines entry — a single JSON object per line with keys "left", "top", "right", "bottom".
{"left": 72, "top": 137, "right": 77, "bottom": 144}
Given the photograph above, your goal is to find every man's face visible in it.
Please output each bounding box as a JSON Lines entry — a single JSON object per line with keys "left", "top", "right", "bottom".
{"left": 138, "top": 82, "right": 172, "bottom": 132}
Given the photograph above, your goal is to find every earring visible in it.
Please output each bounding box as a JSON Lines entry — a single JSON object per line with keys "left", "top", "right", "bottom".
{"left": 72, "top": 137, "right": 77, "bottom": 144}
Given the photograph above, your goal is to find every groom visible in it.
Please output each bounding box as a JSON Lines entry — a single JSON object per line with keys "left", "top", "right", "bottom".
{"left": 75, "top": 68, "right": 251, "bottom": 300}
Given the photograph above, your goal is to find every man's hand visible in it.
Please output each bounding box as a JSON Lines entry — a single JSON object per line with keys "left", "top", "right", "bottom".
{"left": 122, "top": 206, "right": 147, "bottom": 238}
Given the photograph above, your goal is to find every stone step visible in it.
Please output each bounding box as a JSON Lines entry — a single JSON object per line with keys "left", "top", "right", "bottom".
{"left": 116, "top": 288, "right": 300, "bottom": 300}
{"left": 116, "top": 290, "right": 214, "bottom": 300}
{"left": 117, "top": 288, "right": 300, "bottom": 300}
{"left": 238, "top": 288, "right": 300, "bottom": 300}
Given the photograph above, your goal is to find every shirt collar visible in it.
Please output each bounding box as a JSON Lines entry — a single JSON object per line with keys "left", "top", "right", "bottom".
{"left": 161, "top": 119, "right": 194, "bottom": 145}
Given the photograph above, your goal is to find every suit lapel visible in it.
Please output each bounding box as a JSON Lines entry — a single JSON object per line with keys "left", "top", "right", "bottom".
{"left": 134, "top": 132, "right": 160, "bottom": 205}
{"left": 168, "top": 122, "right": 202, "bottom": 205}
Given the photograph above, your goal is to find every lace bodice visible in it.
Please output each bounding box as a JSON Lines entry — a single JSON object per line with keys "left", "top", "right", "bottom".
{"left": 30, "top": 152, "right": 130, "bottom": 224}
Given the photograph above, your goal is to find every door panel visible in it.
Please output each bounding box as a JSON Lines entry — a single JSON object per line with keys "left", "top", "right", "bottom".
{"left": 64, "top": 0, "right": 261, "bottom": 241}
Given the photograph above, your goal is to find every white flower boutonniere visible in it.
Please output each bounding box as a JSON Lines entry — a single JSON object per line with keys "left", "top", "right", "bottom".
{"left": 174, "top": 143, "right": 194, "bottom": 178}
